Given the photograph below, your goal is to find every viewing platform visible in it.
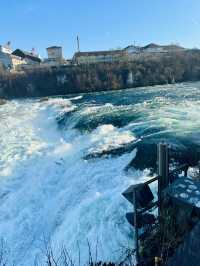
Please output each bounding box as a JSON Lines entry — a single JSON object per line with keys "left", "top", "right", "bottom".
{"left": 122, "top": 143, "right": 200, "bottom": 266}
{"left": 164, "top": 176, "right": 200, "bottom": 210}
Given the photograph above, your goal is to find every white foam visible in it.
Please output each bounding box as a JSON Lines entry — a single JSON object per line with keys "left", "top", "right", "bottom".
{"left": 81, "top": 103, "right": 114, "bottom": 115}
{"left": 0, "top": 100, "right": 142, "bottom": 265}
{"left": 88, "top": 124, "right": 136, "bottom": 154}
{"left": 47, "top": 98, "right": 72, "bottom": 108}
{"left": 47, "top": 98, "right": 76, "bottom": 115}
{"left": 68, "top": 95, "right": 83, "bottom": 101}
{"left": 180, "top": 193, "right": 189, "bottom": 199}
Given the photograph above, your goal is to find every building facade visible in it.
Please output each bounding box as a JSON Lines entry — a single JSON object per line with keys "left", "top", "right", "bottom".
{"left": 0, "top": 45, "right": 27, "bottom": 70}
{"left": 11, "top": 55, "right": 27, "bottom": 70}
{"left": 124, "top": 45, "right": 141, "bottom": 54}
{"left": 12, "top": 49, "right": 41, "bottom": 65}
{"left": 47, "top": 46, "right": 62, "bottom": 59}
{"left": 73, "top": 50, "right": 127, "bottom": 64}
{"left": 73, "top": 43, "right": 183, "bottom": 65}
{"left": 45, "top": 46, "right": 64, "bottom": 65}
{"left": 141, "top": 43, "right": 185, "bottom": 54}
{"left": 0, "top": 44, "right": 12, "bottom": 55}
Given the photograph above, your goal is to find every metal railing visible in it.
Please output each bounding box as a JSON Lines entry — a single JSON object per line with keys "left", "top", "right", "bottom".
{"left": 122, "top": 143, "right": 195, "bottom": 265}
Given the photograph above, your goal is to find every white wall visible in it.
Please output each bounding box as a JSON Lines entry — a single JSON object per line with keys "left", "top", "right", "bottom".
{"left": 47, "top": 47, "right": 63, "bottom": 60}
{"left": 0, "top": 52, "right": 12, "bottom": 69}
{"left": 125, "top": 46, "right": 140, "bottom": 54}
{"left": 0, "top": 45, "right": 12, "bottom": 54}
{"left": 0, "top": 52, "right": 27, "bottom": 70}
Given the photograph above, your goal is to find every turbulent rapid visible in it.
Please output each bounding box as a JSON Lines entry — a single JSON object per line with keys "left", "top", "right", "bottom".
{"left": 0, "top": 82, "right": 200, "bottom": 265}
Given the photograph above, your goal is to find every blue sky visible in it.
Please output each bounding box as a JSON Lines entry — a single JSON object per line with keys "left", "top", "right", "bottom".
{"left": 1, "top": 0, "right": 200, "bottom": 58}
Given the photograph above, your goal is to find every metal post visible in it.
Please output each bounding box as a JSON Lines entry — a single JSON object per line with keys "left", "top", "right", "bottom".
{"left": 133, "top": 189, "right": 139, "bottom": 265}
{"left": 158, "top": 143, "right": 169, "bottom": 190}
{"left": 158, "top": 143, "right": 169, "bottom": 217}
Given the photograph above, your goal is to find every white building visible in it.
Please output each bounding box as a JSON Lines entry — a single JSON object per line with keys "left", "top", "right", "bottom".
{"left": 73, "top": 50, "right": 127, "bottom": 64}
{"left": 141, "top": 43, "right": 185, "bottom": 54}
{"left": 0, "top": 52, "right": 27, "bottom": 70}
{"left": 0, "top": 44, "right": 27, "bottom": 70}
{"left": 12, "top": 49, "right": 41, "bottom": 65}
{"left": 0, "top": 44, "right": 12, "bottom": 54}
{"left": 124, "top": 45, "right": 141, "bottom": 54}
{"left": 42, "top": 46, "right": 64, "bottom": 66}
{"left": 47, "top": 46, "right": 63, "bottom": 61}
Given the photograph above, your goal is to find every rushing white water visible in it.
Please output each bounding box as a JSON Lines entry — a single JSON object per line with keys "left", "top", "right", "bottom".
{"left": 0, "top": 82, "right": 200, "bottom": 265}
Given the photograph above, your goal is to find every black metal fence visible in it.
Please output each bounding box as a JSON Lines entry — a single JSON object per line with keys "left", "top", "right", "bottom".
{"left": 122, "top": 143, "right": 191, "bottom": 265}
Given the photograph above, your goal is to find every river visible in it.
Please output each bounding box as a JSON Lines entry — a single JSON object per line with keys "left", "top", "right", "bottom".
{"left": 0, "top": 82, "right": 200, "bottom": 265}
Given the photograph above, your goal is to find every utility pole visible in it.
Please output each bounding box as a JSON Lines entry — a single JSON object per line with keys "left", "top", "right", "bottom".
{"left": 77, "top": 35, "right": 80, "bottom": 52}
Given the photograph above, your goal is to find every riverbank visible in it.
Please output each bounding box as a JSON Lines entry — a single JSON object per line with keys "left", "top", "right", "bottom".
{"left": 1, "top": 49, "right": 200, "bottom": 98}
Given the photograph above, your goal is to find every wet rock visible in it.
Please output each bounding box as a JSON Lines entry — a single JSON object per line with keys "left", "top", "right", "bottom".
{"left": 39, "top": 97, "right": 49, "bottom": 102}
{"left": 126, "top": 140, "right": 200, "bottom": 172}
{"left": 84, "top": 140, "right": 138, "bottom": 160}
{"left": 175, "top": 145, "right": 200, "bottom": 167}
{"left": 127, "top": 142, "right": 158, "bottom": 171}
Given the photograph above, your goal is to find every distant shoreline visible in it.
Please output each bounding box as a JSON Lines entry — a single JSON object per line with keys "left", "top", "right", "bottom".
{"left": 1, "top": 49, "right": 200, "bottom": 99}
